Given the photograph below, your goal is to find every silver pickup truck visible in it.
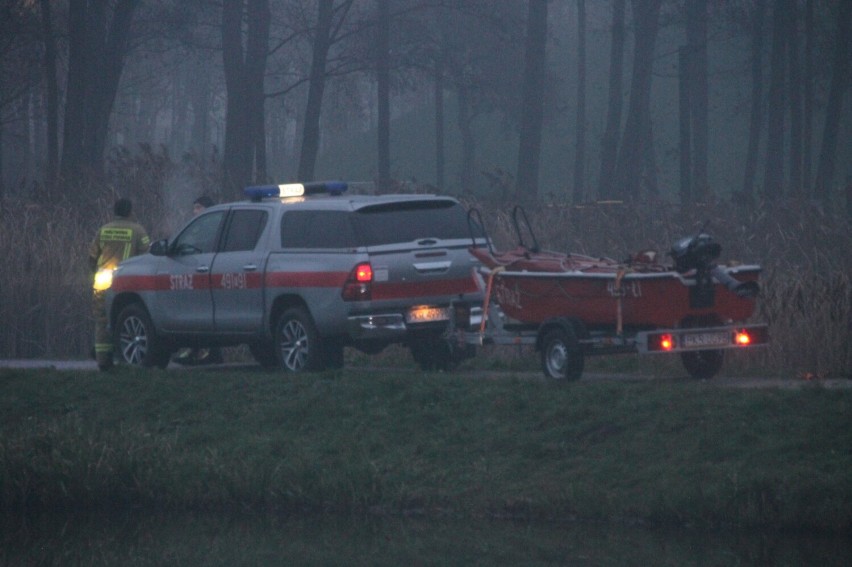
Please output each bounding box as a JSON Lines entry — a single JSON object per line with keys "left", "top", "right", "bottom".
{"left": 104, "top": 182, "right": 484, "bottom": 372}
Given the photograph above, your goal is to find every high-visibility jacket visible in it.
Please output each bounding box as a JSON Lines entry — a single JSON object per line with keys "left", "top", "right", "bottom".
{"left": 89, "top": 217, "right": 151, "bottom": 273}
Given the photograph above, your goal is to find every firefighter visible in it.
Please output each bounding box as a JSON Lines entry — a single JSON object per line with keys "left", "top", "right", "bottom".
{"left": 89, "top": 198, "right": 150, "bottom": 371}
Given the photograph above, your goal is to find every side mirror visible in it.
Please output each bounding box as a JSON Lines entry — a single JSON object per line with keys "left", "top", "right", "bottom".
{"left": 149, "top": 239, "right": 169, "bottom": 256}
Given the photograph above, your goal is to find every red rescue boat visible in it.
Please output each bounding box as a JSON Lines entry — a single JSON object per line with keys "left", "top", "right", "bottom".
{"left": 468, "top": 244, "right": 761, "bottom": 330}
{"left": 455, "top": 207, "right": 767, "bottom": 380}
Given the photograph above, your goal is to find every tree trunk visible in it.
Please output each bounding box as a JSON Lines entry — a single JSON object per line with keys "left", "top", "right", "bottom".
{"left": 813, "top": 0, "right": 852, "bottom": 203}
{"left": 434, "top": 58, "right": 445, "bottom": 189}
{"left": 572, "top": 0, "right": 586, "bottom": 204}
{"left": 515, "top": 0, "right": 548, "bottom": 202}
{"left": 298, "top": 0, "right": 335, "bottom": 182}
{"left": 763, "top": 3, "right": 787, "bottom": 199}
{"left": 376, "top": 0, "right": 391, "bottom": 192}
{"left": 686, "top": 0, "right": 708, "bottom": 201}
{"left": 741, "top": 0, "right": 765, "bottom": 201}
{"left": 60, "top": 0, "right": 140, "bottom": 193}
{"left": 190, "top": 57, "right": 212, "bottom": 156}
{"left": 786, "top": 0, "right": 803, "bottom": 197}
{"left": 597, "top": 0, "right": 626, "bottom": 200}
{"left": 456, "top": 85, "right": 475, "bottom": 193}
{"left": 39, "top": 0, "right": 59, "bottom": 190}
{"left": 802, "top": 0, "right": 814, "bottom": 195}
{"left": 678, "top": 47, "right": 692, "bottom": 204}
{"left": 222, "top": 0, "right": 269, "bottom": 197}
{"left": 613, "top": 0, "right": 661, "bottom": 201}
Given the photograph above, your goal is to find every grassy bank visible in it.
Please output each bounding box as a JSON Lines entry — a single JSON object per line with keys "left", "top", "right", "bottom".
{"left": 1, "top": 367, "right": 850, "bottom": 532}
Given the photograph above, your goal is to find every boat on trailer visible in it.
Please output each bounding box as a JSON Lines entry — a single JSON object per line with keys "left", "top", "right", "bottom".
{"left": 450, "top": 207, "right": 768, "bottom": 380}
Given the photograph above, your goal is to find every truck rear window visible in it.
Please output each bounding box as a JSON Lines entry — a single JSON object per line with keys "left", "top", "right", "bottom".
{"left": 353, "top": 201, "right": 470, "bottom": 246}
{"left": 280, "top": 210, "right": 357, "bottom": 248}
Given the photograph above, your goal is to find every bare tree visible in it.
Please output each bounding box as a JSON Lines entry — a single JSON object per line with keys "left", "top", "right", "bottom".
{"left": 374, "top": 0, "right": 390, "bottom": 191}
{"left": 59, "top": 0, "right": 141, "bottom": 193}
{"left": 685, "top": 0, "right": 708, "bottom": 201}
{"left": 39, "top": 0, "right": 58, "bottom": 190}
{"left": 597, "top": 0, "right": 626, "bottom": 200}
{"left": 762, "top": 2, "right": 786, "bottom": 198}
{"left": 222, "top": 0, "right": 270, "bottom": 197}
{"left": 741, "top": 0, "right": 766, "bottom": 202}
{"left": 613, "top": 0, "right": 661, "bottom": 200}
{"left": 802, "top": 0, "right": 814, "bottom": 193}
{"left": 515, "top": 0, "right": 548, "bottom": 202}
{"left": 813, "top": 0, "right": 852, "bottom": 204}
{"left": 572, "top": 0, "right": 586, "bottom": 204}
{"left": 297, "top": 0, "right": 354, "bottom": 181}
{"left": 787, "top": 0, "right": 803, "bottom": 197}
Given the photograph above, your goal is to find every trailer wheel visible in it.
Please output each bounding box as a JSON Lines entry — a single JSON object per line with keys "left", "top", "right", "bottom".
{"left": 681, "top": 349, "right": 724, "bottom": 380}
{"left": 540, "top": 326, "right": 584, "bottom": 381}
{"left": 679, "top": 314, "right": 724, "bottom": 379}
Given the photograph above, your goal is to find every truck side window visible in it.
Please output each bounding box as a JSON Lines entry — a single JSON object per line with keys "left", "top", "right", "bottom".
{"left": 222, "top": 210, "right": 268, "bottom": 252}
{"left": 172, "top": 211, "right": 225, "bottom": 255}
{"left": 281, "top": 211, "right": 356, "bottom": 248}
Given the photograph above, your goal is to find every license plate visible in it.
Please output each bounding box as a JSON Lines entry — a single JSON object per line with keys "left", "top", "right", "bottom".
{"left": 406, "top": 306, "right": 449, "bottom": 323}
{"left": 682, "top": 331, "right": 730, "bottom": 348}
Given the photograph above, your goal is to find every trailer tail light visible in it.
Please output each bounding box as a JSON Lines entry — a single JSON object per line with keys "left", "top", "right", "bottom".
{"left": 735, "top": 330, "right": 752, "bottom": 346}
{"left": 342, "top": 262, "right": 373, "bottom": 301}
{"left": 647, "top": 333, "right": 675, "bottom": 352}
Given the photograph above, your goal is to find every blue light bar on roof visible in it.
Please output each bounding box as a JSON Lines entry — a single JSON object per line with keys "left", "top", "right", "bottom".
{"left": 244, "top": 181, "right": 348, "bottom": 200}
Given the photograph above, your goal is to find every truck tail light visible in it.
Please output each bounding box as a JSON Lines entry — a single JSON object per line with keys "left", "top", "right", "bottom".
{"left": 342, "top": 262, "right": 372, "bottom": 301}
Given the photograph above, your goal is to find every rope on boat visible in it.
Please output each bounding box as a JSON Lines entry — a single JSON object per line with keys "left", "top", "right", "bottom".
{"left": 614, "top": 268, "right": 627, "bottom": 336}
{"left": 480, "top": 266, "right": 505, "bottom": 340}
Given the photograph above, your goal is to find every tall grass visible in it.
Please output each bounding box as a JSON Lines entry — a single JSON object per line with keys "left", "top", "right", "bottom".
{"left": 1, "top": 156, "right": 849, "bottom": 376}
{"left": 1, "top": 368, "right": 850, "bottom": 531}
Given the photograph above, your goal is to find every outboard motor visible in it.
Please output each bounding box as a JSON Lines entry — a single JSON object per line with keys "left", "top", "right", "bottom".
{"left": 670, "top": 233, "right": 759, "bottom": 308}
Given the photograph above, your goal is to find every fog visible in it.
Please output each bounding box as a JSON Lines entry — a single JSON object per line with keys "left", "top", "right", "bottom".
{"left": 1, "top": 0, "right": 850, "bottom": 211}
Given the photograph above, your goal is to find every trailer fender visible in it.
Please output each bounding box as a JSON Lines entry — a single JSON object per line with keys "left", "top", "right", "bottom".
{"left": 535, "top": 317, "right": 587, "bottom": 352}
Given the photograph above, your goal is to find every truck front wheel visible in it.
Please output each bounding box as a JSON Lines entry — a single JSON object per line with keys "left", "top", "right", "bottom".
{"left": 115, "top": 304, "right": 170, "bottom": 369}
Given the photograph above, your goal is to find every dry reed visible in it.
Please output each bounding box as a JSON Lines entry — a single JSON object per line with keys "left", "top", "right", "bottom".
{"left": 1, "top": 160, "right": 848, "bottom": 377}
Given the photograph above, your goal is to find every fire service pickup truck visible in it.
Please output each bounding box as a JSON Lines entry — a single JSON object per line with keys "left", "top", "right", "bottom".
{"left": 104, "top": 182, "right": 484, "bottom": 372}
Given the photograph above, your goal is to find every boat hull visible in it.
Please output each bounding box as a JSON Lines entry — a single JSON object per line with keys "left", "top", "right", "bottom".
{"left": 488, "top": 268, "right": 759, "bottom": 328}
{"left": 471, "top": 247, "right": 761, "bottom": 329}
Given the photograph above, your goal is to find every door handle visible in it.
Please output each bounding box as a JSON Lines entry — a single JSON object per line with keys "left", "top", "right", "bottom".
{"left": 243, "top": 264, "right": 258, "bottom": 271}
{"left": 196, "top": 266, "right": 210, "bottom": 273}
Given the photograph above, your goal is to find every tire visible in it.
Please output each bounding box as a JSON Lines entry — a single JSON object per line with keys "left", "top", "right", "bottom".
{"left": 679, "top": 314, "right": 724, "bottom": 380}
{"left": 681, "top": 349, "right": 724, "bottom": 380}
{"left": 410, "top": 333, "right": 457, "bottom": 372}
{"left": 322, "top": 337, "right": 345, "bottom": 370}
{"left": 540, "top": 326, "right": 584, "bottom": 381}
{"left": 274, "top": 307, "right": 324, "bottom": 372}
{"left": 115, "top": 304, "right": 170, "bottom": 369}
{"left": 249, "top": 341, "right": 279, "bottom": 368}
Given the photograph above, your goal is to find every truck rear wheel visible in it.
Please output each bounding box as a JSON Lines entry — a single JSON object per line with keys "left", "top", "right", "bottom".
{"left": 274, "top": 307, "right": 324, "bottom": 372}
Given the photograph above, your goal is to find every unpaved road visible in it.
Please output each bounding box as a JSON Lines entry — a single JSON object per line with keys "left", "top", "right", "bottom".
{"left": 1, "top": 359, "right": 849, "bottom": 389}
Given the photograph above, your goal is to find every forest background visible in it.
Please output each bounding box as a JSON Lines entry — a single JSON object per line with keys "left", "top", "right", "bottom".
{"left": 0, "top": 0, "right": 849, "bottom": 376}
